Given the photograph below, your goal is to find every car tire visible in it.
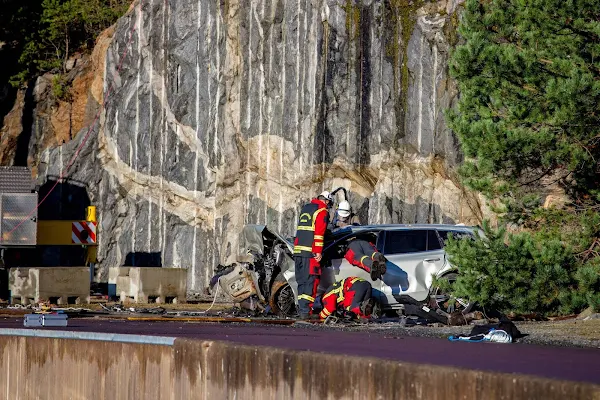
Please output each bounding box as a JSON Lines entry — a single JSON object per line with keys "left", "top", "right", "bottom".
{"left": 430, "top": 272, "right": 474, "bottom": 315}
{"left": 269, "top": 273, "right": 297, "bottom": 317}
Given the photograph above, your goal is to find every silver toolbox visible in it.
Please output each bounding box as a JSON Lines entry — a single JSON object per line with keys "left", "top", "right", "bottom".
{"left": 23, "top": 314, "right": 43, "bottom": 327}
{"left": 24, "top": 313, "right": 68, "bottom": 327}
{"left": 41, "top": 314, "right": 68, "bottom": 327}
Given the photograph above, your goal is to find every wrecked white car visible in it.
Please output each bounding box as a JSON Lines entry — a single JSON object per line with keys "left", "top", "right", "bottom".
{"left": 210, "top": 224, "right": 477, "bottom": 323}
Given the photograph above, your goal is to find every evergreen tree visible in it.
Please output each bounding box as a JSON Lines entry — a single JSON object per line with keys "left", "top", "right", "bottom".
{"left": 445, "top": 0, "right": 600, "bottom": 314}
{"left": 443, "top": 223, "right": 583, "bottom": 315}
{"left": 10, "top": 0, "right": 129, "bottom": 87}
{"left": 449, "top": 0, "right": 599, "bottom": 200}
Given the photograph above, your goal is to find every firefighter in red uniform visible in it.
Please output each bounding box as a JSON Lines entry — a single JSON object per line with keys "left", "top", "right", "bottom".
{"left": 293, "top": 191, "right": 332, "bottom": 319}
{"left": 316, "top": 277, "right": 375, "bottom": 321}
{"left": 344, "top": 236, "right": 387, "bottom": 281}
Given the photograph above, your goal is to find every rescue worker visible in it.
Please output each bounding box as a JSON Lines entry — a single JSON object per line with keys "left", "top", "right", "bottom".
{"left": 345, "top": 236, "right": 387, "bottom": 281}
{"left": 315, "top": 277, "right": 375, "bottom": 321}
{"left": 328, "top": 200, "right": 361, "bottom": 231}
{"left": 293, "top": 191, "right": 332, "bottom": 319}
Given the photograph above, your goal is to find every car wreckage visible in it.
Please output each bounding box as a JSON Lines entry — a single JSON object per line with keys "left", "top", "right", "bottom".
{"left": 209, "top": 223, "right": 479, "bottom": 324}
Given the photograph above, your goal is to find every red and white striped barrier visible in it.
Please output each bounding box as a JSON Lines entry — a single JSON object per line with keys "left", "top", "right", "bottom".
{"left": 72, "top": 221, "right": 97, "bottom": 244}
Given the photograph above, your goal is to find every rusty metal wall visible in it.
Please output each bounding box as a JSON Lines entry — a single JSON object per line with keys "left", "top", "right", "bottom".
{"left": 0, "top": 335, "right": 598, "bottom": 400}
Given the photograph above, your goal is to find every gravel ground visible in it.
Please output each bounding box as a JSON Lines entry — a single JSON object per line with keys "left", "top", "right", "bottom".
{"left": 300, "top": 318, "right": 600, "bottom": 349}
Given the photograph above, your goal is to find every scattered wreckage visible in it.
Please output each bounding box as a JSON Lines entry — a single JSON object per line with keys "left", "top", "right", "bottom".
{"left": 209, "top": 223, "right": 479, "bottom": 325}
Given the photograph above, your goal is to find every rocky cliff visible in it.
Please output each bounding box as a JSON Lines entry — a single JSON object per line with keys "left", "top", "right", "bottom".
{"left": 10, "top": 0, "right": 483, "bottom": 293}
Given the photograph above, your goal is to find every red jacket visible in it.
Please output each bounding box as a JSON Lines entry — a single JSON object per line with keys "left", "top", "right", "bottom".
{"left": 293, "top": 198, "right": 329, "bottom": 255}
{"left": 311, "top": 198, "right": 328, "bottom": 254}
{"left": 344, "top": 241, "right": 379, "bottom": 272}
{"left": 319, "top": 277, "right": 370, "bottom": 320}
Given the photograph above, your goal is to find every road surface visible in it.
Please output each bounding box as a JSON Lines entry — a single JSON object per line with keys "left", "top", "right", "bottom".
{"left": 0, "top": 317, "right": 598, "bottom": 385}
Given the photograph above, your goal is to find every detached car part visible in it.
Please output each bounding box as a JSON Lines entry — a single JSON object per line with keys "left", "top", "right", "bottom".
{"left": 212, "top": 225, "right": 297, "bottom": 316}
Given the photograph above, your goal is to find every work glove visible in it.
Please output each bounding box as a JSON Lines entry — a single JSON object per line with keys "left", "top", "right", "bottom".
{"left": 370, "top": 260, "right": 387, "bottom": 281}
{"left": 370, "top": 266, "right": 380, "bottom": 281}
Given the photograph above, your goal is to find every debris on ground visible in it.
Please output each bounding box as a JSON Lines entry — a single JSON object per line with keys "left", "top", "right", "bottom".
{"left": 448, "top": 320, "right": 523, "bottom": 344}
{"left": 99, "top": 303, "right": 166, "bottom": 314}
{"left": 6, "top": 304, "right": 33, "bottom": 309}
{"left": 448, "top": 328, "right": 512, "bottom": 343}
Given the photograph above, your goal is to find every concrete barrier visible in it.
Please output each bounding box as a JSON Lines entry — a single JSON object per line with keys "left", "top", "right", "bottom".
{"left": 0, "top": 331, "right": 598, "bottom": 400}
{"left": 9, "top": 267, "right": 90, "bottom": 305}
{"left": 109, "top": 267, "right": 187, "bottom": 304}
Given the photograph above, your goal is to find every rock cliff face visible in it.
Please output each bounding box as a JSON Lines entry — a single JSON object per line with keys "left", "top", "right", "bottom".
{"left": 32, "top": 0, "right": 480, "bottom": 293}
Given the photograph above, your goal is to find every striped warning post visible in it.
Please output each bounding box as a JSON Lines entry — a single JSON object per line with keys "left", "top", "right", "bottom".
{"left": 72, "top": 221, "right": 97, "bottom": 244}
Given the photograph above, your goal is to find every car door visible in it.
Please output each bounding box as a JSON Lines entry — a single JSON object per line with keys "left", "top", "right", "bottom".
{"left": 380, "top": 229, "right": 447, "bottom": 303}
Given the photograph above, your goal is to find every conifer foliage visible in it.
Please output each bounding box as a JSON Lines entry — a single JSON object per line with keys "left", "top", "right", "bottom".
{"left": 4, "top": 0, "right": 129, "bottom": 87}
{"left": 449, "top": 0, "right": 600, "bottom": 196}
{"left": 445, "top": 0, "right": 600, "bottom": 314}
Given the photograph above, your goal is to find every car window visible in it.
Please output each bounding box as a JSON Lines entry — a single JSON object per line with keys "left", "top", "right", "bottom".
{"left": 324, "top": 231, "right": 380, "bottom": 259}
{"left": 384, "top": 230, "right": 428, "bottom": 254}
{"left": 427, "top": 230, "right": 442, "bottom": 250}
{"left": 437, "top": 230, "right": 474, "bottom": 246}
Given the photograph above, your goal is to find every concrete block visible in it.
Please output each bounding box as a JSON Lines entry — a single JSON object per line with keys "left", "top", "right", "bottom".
{"left": 9, "top": 267, "right": 90, "bottom": 305}
{"left": 0, "top": 335, "right": 599, "bottom": 400}
{"left": 109, "top": 267, "right": 187, "bottom": 304}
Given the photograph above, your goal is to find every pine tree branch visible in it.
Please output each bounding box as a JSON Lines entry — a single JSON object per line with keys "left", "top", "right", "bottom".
{"left": 516, "top": 167, "right": 556, "bottom": 188}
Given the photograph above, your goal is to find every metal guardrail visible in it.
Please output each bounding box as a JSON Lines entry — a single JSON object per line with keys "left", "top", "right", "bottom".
{"left": 0, "top": 328, "right": 176, "bottom": 345}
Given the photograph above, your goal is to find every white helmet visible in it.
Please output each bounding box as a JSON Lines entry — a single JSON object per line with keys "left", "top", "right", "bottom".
{"left": 337, "top": 201, "right": 351, "bottom": 218}
{"left": 318, "top": 191, "right": 333, "bottom": 202}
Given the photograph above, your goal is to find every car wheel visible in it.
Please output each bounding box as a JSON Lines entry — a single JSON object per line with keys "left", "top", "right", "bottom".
{"left": 430, "top": 272, "right": 474, "bottom": 315}
{"left": 269, "top": 274, "right": 297, "bottom": 317}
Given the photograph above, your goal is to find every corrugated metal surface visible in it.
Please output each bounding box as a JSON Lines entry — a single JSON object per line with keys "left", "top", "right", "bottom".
{"left": 0, "top": 193, "right": 38, "bottom": 245}
{"left": 0, "top": 166, "right": 33, "bottom": 194}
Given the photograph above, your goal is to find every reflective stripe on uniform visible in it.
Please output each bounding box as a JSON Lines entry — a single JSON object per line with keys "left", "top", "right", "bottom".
{"left": 299, "top": 213, "right": 312, "bottom": 223}
{"left": 294, "top": 245, "right": 313, "bottom": 253}
{"left": 321, "top": 308, "right": 331, "bottom": 316}
{"left": 322, "top": 287, "right": 342, "bottom": 300}
{"left": 319, "top": 310, "right": 329, "bottom": 319}
{"left": 359, "top": 255, "right": 369, "bottom": 266}
{"left": 311, "top": 208, "right": 327, "bottom": 229}
{"left": 350, "top": 277, "right": 364, "bottom": 284}
{"left": 295, "top": 202, "right": 325, "bottom": 257}
{"left": 371, "top": 252, "right": 377, "bottom": 260}
{"left": 314, "top": 235, "right": 324, "bottom": 240}
{"left": 314, "top": 242, "right": 323, "bottom": 247}
{"left": 298, "top": 294, "right": 315, "bottom": 302}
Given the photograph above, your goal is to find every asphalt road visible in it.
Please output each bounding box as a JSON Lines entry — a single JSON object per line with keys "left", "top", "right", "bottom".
{"left": 1, "top": 317, "right": 599, "bottom": 385}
